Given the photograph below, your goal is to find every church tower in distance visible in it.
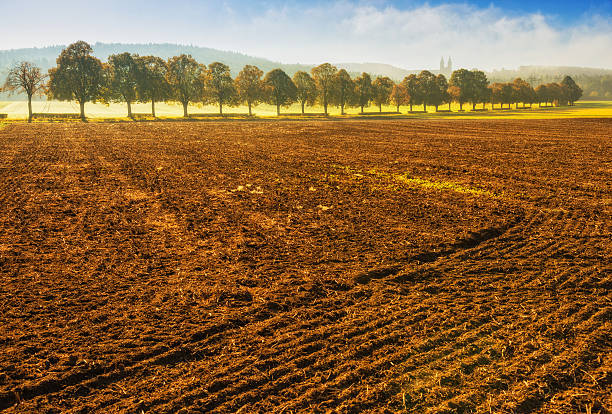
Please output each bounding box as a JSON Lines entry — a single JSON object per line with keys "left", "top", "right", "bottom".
{"left": 439, "top": 57, "right": 453, "bottom": 77}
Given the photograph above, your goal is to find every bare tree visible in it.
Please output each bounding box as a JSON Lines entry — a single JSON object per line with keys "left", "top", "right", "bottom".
{"left": 2, "top": 62, "right": 47, "bottom": 122}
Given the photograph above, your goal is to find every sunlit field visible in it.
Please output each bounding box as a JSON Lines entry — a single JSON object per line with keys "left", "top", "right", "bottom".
{"left": 0, "top": 119, "right": 609, "bottom": 412}
{"left": 1, "top": 100, "right": 611, "bottom": 120}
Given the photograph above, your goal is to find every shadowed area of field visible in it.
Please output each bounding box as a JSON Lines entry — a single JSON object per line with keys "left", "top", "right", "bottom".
{"left": 0, "top": 119, "right": 610, "bottom": 413}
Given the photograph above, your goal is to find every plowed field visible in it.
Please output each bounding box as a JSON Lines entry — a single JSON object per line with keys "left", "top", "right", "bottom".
{"left": 0, "top": 119, "right": 610, "bottom": 413}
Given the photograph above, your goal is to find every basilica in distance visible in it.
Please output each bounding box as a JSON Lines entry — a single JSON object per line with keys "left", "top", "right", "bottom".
{"left": 439, "top": 57, "right": 453, "bottom": 77}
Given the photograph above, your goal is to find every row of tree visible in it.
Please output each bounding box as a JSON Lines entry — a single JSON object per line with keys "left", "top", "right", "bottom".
{"left": 2, "top": 41, "right": 583, "bottom": 122}
{"left": 488, "top": 78, "right": 583, "bottom": 109}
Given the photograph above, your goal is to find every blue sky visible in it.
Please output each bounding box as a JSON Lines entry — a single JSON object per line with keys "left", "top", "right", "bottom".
{"left": 1, "top": 0, "right": 611, "bottom": 69}
{"left": 398, "top": 0, "right": 612, "bottom": 22}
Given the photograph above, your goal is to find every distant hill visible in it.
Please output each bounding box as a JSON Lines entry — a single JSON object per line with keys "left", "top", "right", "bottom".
{"left": 488, "top": 65, "right": 612, "bottom": 83}
{"left": 337, "top": 63, "right": 417, "bottom": 80}
{"left": 0, "top": 43, "right": 311, "bottom": 78}
{"left": 0, "top": 43, "right": 416, "bottom": 99}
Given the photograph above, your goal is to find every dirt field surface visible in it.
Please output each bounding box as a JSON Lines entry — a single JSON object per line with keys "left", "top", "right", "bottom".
{"left": 0, "top": 119, "right": 610, "bottom": 413}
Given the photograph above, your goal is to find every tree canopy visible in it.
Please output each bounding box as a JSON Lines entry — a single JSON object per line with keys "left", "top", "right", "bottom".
{"left": 331, "top": 69, "right": 355, "bottom": 115}
{"left": 561, "top": 76, "right": 583, "bottom": 105}
{"left": 435, "top": 74, "right": 451, "bottom": 110}
{"left": 167, "top": 54, "right": 205, "bottom": 117}
{"left": 470, "top": 70, "right": 490, "bottom": 109}
{"left": 292, "top": 71, "right": 317, "bottom": 115}
{"left": 107, "top": 52, "right": 140, "bottom": 117}
{"left": 311, "top": 63, "right": 337, "bottom": 115}
{"left": 372, "top": 76, "right": 394, "bottom": 112}
{"left": 448, "top": 69, "right": 472, "bottom": 111}
{"left": 389, "top": 83, "right": 407, "bottom": 112}
{"left": 418, "top": 70, "right": 439, "bottom": 111}
{"left": 205, "top": 62, "right": 236, "bottom": 115}
{"left": 136, "top": 55, "right": 170, "bottom": 118}
{"left": 48, "top": 41, "right": 105, "bottom": 119}
{"left": 402, "top": 74, "right": 422, "bottom": 112}
{"left": 263, "top": 69, "right": 296, "bottom": 115}
{"left": 354, "top": 72, "right": 373, "bottom": 113}
{"left": 235, "top": 65, "right": 265, "bottom": 116}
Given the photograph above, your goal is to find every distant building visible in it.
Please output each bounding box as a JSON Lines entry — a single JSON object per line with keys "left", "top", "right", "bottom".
{"left": 439, "top": 57, "right": 452, "bottom": 77}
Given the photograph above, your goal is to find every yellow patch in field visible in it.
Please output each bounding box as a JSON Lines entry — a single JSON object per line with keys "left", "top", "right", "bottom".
{"left": 148, "top": 213, "right": 179, "bottom": 230}
{"left": 124, "top": 189, "right": 149, "bottom": 201}
{"left": 250, "top": 212, "right": 277, "bottom": 230}
{"left": 1, "top": 100, "right": 609, "bottom": 120}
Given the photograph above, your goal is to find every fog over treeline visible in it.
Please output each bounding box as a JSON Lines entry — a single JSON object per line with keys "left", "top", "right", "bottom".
{"left": 2, "top": 43, "right": 611, "bottom": 100}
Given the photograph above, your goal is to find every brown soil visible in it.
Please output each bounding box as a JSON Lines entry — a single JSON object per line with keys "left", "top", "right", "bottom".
{"left": 0, "top": 119, "right": 610, "bottom": 413}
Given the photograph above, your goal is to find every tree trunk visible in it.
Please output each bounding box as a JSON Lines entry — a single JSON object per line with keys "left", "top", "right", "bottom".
{"left": 423, "top": 103, "right": 426, "bottom": 112}
{"left": 410, "top": 103, "right": 413, "bottom": 112}
{"left": 27, "top": 95, "right": 33, "bottom": 123}
{"left": 360, "top": 105, "right": 364, "bottom": 113}
{"left": 79, "top": 101, "right": 86, "bottom": 121}
{"left": 396, "top": 103, "right": 400, "bottom": 112}
{"left": 341, "top": 103, "right": 345, "bottom": 115}
{"left": 324, "top": 102, "right": 328, "bottom": 116}
{"left": 276, "top": 103, "right": 280, "bottom": 116}
{"left": 449, "top": 102, "right": 451, "bottom": 111}
{"left": 301, "top": 101, "right": 305, "bottom": 115}
{"left": 472, "top": 102, "right": 476, "bottom": 111}
{"left": 183, "top": 102, "right": 188, "bottom": 117}
{"left": 379, "top": 103, "right": 382, "bottom": 112}
{"left": 127, "top": 101, "right": 132, "bottom": 118}
{"left": 152, "top": 100, "right": 156, "bottom": 118}
{"left": 459, "top": 102, "right": 463, "bottom": 111}
{"left": 435, "top": 104, "right": 438, "bottom": 112}
{"left": 219, "top": 101, "right": 223, "bottom": 115}
{"left": 249, "top": 101, "right": 253, "bottom": 116}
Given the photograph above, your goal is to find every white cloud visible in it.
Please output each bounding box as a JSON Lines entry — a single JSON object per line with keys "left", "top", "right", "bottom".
{"left": 1, "top": 1, "right": 611, "bottom": 70}
{"left": 214, "top": 2, "right": 612, "bottom": 70}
